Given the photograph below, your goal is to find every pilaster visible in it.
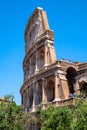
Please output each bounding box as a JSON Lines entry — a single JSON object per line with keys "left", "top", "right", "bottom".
{"left": 35, "top": 50, "right": 38, "bottom": 73}
{"left": 54, "top": 72, "right": 60, "bottom": 101}
{"left": 44, "top": 44, "right": 48, "bottom": 67}
{"left": 75, "top": 81, "right": 80, "bottom": 95}
{"left": 32, "top": 82, "right": 36, "bottom": 112}
{"left": 29, "top": 57, "right": 32, "bottom": 75}
{"left": 42, "top": 78, "right": 47, "bottom": 102}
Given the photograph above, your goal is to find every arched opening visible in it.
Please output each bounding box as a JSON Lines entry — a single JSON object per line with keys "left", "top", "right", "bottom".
{"left": 46, "top": 80, "right": 55, "bottom": 102}
{"left": 36, "top": 84, "right": 42, "bottom": 105}
{"left": 66, "top": 67, "right": 77, "bottom": 95}
{"left": 21, "top": 94, "right": 23, "bottom": 105}
{"left": 23, "top": 90, "right": 27, "bottom": 106}
{"left": 29, "top": 87, "right": 33, "bottom": 108}
{"left": 26, "top": 60, "right": 30, "bottom": 77}
{"left": 31, "top": 55, "right": 36, "bottom": 75}
{"left": 37, "top": 49, "right": 44, "bottom": 69}
{"left": 79, "top": 81, "right": 87, "bottom": 93}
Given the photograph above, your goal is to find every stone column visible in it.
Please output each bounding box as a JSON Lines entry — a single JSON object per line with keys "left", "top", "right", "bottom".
{"left": 44, "top": 44, "right": 48, "bottom": 67}
{"left": 26, "top": 87, "right": 29, "bottom": 110}
{"left": 32, "top": 82, "right": 36, "bottom": 112}
{"left": 21, "top": 93, "right": 23, "bottom": 105}
{"left": 22, "top": 91, "right": 25, "bottom": 106}
{"left": 35, "top": 50, "right": 38, "bottom": 73}
{"left": 59, "top": 73, "right": 69, "bottom": 99}
{"left": 29, "top": 57, "right": 32, "bottom": 75}
{"left": 23, "top": 90, "right": 25, "bottom": 106}
{"left": 42, "top": 78, "right": 47, "bottom": 102}
{"left": 24, "top": 66, "right": 26, "bottom": 80}
{"left": 54, "top": 72, "right": 59, "bottom": 101}
{"left": 35, "top": 81, "right": 38, "bottom": 105}
{"left": 26, "top": 64, "right": 28, "bottom": 77}
{"left": 24, "top": 90, "right": 27, "bottom": 111}
{"left": 24, "top": 65, "right": 26, "bottom": 81}
{"left": 75, "top": 81, "right": 80, "bottom": 95}
{"left": 42, "top": 78, "right": 48, "bottom": 109}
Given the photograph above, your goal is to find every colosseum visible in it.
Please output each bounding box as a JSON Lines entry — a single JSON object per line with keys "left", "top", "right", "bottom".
{"left": 20, "top": 7, "right": 87, "bottom": 114}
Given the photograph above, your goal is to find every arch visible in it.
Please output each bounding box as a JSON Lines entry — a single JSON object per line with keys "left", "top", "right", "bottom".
{"left": 39, "top": 50, "right": 44, "bottom": 58}
{"left": 46, "top": 80, "right": 55, "bottom": 102}
{"left": 36, "top": 84, "right": 42, "bottom": 105}
{"left": 79, "top": 81, "right": 87, "bottom": 92}
{"left": 66, "top": 67, "right": 77, "bottom": 94}
{"left": 23, "top": 90, "right": 27, "bottom": 106}
{"left": 37, "top": 49, "right": 44, "bottom": 69}
{"left": 29, "top": 87, "right": 33, "bottom": 108}
{"left": 31, "top": 54, "right": 36, "bottom": 75}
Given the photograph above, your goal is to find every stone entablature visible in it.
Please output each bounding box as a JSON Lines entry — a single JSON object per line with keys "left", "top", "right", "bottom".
{"left": 78, "top": 62, "right": 87, "bottom": 70}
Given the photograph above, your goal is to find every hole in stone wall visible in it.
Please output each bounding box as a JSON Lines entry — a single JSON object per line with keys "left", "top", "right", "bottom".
{"left": 37, "top": 49, "right": 44, "bottom": 69}
{"left": 46, "top": 80, "right": 55, "bottom": 102}
{"left": 66, "top": 67, "right": 77, "bottom": 95}
{"left": 36, "top": 84, "right": 42, "bottom": 105}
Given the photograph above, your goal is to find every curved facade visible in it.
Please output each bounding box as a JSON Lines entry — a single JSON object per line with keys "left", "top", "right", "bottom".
{"left": 20, "top": 7, "right": 87, "bottom": 113}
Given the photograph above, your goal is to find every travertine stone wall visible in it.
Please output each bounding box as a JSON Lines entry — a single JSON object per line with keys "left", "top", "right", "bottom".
{"left": 20, "top": 8, "right": 87, "bottom": 115}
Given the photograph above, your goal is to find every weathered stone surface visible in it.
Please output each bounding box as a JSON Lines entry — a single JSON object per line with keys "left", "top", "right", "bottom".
{"left": 20, "top": 7, "right": 87, "bottom": 121}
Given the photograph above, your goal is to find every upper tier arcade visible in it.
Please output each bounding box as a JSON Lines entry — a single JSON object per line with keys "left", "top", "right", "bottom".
{"left": 24, "top": 7, "right": 54, "bottom": 53}
{"left": 23, "top": 7, "right": 56, "bottom": 80}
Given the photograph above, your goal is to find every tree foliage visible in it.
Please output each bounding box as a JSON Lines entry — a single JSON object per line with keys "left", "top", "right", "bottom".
{"left": 0, "top": 95, "right": 31, "bottom": 130}
{"left": 37, "top": 98, "right": 87, "bottom": 130}
{"left": 1, "top": 95, "right": 87, "bottom": 130}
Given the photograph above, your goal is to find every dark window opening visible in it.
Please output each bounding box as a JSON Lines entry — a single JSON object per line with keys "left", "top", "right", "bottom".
{"left": 80, "top": 82, "right": 87, "bottom": 93}
{"left": 46, "top": 81, "right": 55, "bottom": 102}
{"left": 66, "top": 67, "right": 77, "bottom": 95}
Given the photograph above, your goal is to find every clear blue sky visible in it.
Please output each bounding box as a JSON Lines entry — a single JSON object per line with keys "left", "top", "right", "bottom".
{"left": 0, "top": 0, "right": 87, "bottom": 104}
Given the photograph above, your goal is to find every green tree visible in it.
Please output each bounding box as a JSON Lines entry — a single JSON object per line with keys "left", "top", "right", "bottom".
{"left": 37, "top": 105, "right": 73, "bottom": 130}
{"left": 72, "top": 98, "right": 87, "bottom": 130}
{"left": 0, "top": 95, "right": 31, "bottom": 130}
{"left": 37, "top": 98, "right": 87, "bottom": 130}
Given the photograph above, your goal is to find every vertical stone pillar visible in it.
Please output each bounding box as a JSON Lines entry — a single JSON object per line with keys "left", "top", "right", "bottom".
{"left": 35, "top": 81, "right": 38, "bottom": 105}
{"left": 75, "top": 81, "right": 80, "bottom": 95}
{"left": 35, "top": 50, "right": 38, "bottom": 73}
{"left": 26, "top": 63, "right": 28, "bottom": 78}
{"left": 21, "top": 93, "right": 23, "bottom": 105}
{"left": 24, "top": 65, "right": 26, "bottom": 81}
{"left": 23, "top": 90, "right": 27, "bottom": 111}
{"left": 32, "top": 82, "right": 36, "bottom": 112}
{"left": 25, "top": 89, "right": 27, "bottom": 110}
{"left": 30, "top": 57, "right": 32, "bottom": 75}
{"left": 44, "top": 44, "right": 48, "bottom": 67}
{"left": 22, "top": 91, "right": 25, "bottom": 106}
{"left": 26, "top": 87, "right": 29, "bottom": 110}
{"left": 28, "top": 60, "right": 30, "bottom": 76}
{"left": 42, "top": 78, "right": 47, "bottom": 102}
{"left": 24, "top": 66, "right": 26, "bottom": 80}
{"left": 59, "top": 73, "right": 69, "bottom": 99}
{"left": 46, "top": 42, "right": 50, "bottom": 65}
{"left": 23, "top": 90, "right": 25, "bottom": 106}
{"left": 54, "top": 72, "right": 59, "bottom": 100}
